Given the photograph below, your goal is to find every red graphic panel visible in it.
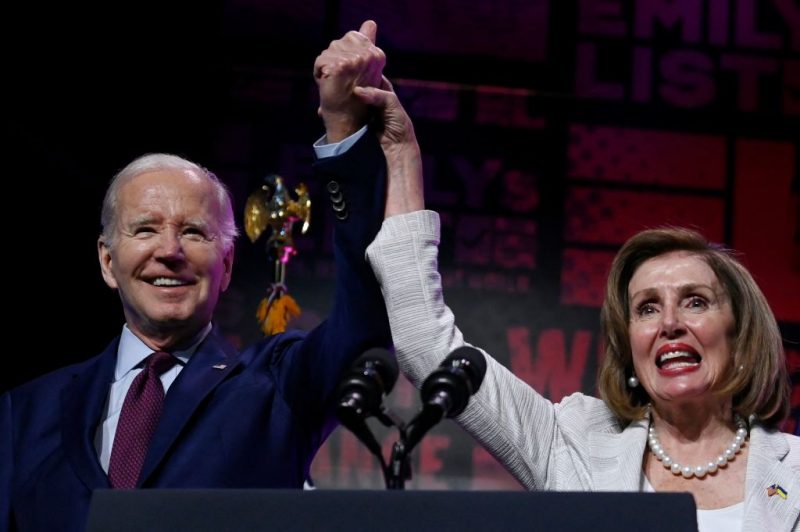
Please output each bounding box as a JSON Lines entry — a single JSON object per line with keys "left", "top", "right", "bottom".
{"left": 561, "top": 249, "right": 617, "bottom": 306}
{"left": 568, "top": 125, "right": 726, "bottom": 188}
{"left": 565, "top": 187, "right": 725, "bottom": 244}
{"left": 733, "top": 140, "right": 799, "bottom": 322}
{"left": 508, "top": 326, "right": 592, "bottom": 400}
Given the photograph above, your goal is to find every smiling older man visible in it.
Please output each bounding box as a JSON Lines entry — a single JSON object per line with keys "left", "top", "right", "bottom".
{"left": 0, "top": 21, "right": 392, "bottom": 532}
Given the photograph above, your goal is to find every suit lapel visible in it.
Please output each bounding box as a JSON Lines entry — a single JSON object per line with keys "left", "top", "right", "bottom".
{"left": 61, "top": 341, "right": 118, "bottom": 490}
{"left": 742, "top": 426, "right": 799, "bottom": 532}
{"left": 138, "top": 330, "right": 241, "bottom": 485}
{"left": 590, "top": 417, "right": 649, "bottom": 490}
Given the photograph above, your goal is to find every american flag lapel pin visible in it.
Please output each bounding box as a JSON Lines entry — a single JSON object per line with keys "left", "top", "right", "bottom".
{"left": 212, "top": 364, "right": 227, "bottom": 370}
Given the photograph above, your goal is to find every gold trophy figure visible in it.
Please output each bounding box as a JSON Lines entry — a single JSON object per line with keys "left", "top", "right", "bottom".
{"left": 244, "top": 174, "right": 311, "bottom": 335}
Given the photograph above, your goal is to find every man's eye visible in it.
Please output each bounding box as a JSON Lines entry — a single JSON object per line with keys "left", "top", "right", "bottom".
{"left": 183, "top": 228, "right": 207, "bottom": 239}
{"left": 134, "top": 227, "right": 155, "bottom": 235}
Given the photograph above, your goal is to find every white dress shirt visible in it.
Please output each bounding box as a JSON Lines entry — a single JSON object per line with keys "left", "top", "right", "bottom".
{"left": 94, "top": 323, "right": 211, "bottom": 473}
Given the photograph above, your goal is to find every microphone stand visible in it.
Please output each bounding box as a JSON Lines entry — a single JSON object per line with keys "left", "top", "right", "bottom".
{"left": 370, "top": 408, "right": 412, "bottom": 490}
{"left": 345, "top": 396, "right": 452, "bottom": 489}
{"left": 387, "top": 440, "right": 410, "bottom": 490}
{"left": 385, "top": 397, "right": 446, "bottom": 489}
{"left": 349, "top": 406, "right": 416, "bottom": 490}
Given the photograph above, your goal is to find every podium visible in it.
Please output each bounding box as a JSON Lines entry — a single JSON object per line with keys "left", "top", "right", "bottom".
{"left": 87, "top": 489, "right": 697, "bottom": 531}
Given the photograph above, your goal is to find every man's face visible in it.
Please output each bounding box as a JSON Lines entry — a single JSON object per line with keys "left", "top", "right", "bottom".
{"left": 98, "top": 169, "right": 233, "bottom": 349}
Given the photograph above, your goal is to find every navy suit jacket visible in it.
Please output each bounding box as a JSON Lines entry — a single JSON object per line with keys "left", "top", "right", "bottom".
{"left": 0, "top": 133, "right": 391, "bottom": 532}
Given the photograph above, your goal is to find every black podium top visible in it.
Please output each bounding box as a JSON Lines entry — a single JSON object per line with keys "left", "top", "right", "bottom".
{"left": 87, "top": 489, "right": 698, "bottom": 532}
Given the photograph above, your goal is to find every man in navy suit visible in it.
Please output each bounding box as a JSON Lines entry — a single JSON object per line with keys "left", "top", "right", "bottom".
{"left": 0, "top": 21, "right": 391, "bottom": 532}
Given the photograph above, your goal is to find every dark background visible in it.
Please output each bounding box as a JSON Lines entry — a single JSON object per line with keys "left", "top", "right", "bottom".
{"left": 7, "top": 0, "right": 798, "bottom": 488}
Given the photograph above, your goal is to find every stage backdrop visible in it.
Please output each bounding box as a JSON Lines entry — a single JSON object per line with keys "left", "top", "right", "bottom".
{"left": 8, "top": 0, "right": 798, "bottom": 490}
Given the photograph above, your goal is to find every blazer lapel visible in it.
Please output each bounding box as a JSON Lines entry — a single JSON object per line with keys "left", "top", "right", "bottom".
{"left": 138, "top": 330, "right": 241, "bottom": 485}
{"left": 61, "top": 341, "right": 118, "bottom": 490}
{"left": 742, "top": 426, "right": 799, "bottom": 532}
{"left": 590, "top": 417, "right": 649, "bottom": 490}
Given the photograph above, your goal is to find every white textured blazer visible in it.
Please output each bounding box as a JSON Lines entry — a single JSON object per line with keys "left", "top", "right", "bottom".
{"left": 366, "top": 210, "right": 800, "bottom": 532}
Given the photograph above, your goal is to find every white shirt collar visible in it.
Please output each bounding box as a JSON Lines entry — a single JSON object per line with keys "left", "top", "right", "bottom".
{"left": 114, "top": 322, "right": 213, "bottom": 380}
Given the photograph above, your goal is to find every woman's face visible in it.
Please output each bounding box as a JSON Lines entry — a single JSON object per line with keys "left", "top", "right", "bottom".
{"left": 628, "top": 251, "right": 736, "bottom": 408}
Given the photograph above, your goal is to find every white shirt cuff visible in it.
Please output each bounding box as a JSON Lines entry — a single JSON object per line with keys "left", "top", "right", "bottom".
{"left": 313, "top": 126, "right": 368, "bottom": 159}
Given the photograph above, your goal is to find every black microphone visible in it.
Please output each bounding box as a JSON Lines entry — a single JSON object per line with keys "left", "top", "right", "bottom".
{"left": 405, "top": 346, "right": 487, "bottom": 451}
{"left": 336, "top": 348, "right": 398, "bottom": 457}
{"left": 337, "top": 348, "right": 398, "bottom": 418}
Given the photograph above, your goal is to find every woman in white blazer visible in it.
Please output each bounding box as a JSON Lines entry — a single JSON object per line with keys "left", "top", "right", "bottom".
{"left": 347, "top": 38, "right": 799, "bottom": 531}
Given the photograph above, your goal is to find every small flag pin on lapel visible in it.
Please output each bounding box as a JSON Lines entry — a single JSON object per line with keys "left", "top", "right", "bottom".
{"left": 212, "top": 364, "right": 227, "bottom": 370}
{"left": 767, "top": 484, "right": 788, "bottom": 499}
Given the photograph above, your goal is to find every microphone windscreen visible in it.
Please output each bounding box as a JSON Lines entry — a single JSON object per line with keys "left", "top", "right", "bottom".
{"left": 353, "top": 347, "right": 399, "bottom": 395}
{"left": 441, "top": 346, "right": 486, "bottom": 391}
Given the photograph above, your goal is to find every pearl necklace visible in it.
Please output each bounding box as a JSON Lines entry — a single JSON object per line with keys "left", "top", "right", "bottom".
{"left": 647, "top": 413, "right": 748, "bottom": 479}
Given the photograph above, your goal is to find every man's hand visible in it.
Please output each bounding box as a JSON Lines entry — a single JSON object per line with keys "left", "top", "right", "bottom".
{"left": 315, "top": 20, "right": 424, "bottom": 217}
{"left": 314, "top": 20, "right": 385, "bottom": 142}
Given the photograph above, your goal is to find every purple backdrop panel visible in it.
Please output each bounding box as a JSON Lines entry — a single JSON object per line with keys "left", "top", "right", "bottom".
{"left": 564, "top": 187, "right": 725, "bottom": 244}
{"left": 394, "top": 82, "right": 460, "bottom": 122}
{"left": 568, "top": 125, "right": 726, "bottom": 189}
{"left": 560, "top": 249, "right": 617, "bottom": 307}
{"left": 222, "top": 1, "right": 325, "bottom": 39}
{"left": 455, "top": 215, "right": 537, "bottom": 270}
{"left": 340, "top": 0, "right": 550, "bottom": 61}
{"left": 475, "top": 88, "right": 547, "bottom": 129}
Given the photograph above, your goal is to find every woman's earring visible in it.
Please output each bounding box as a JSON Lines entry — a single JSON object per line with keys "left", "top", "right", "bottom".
{"left": 627, "top": 374, "right": 639, "bottom": 388}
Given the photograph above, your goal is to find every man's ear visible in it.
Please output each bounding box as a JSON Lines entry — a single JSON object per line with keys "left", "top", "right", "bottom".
{"left": 220, "top": 245, "right": 234, "bottom": 292}
{"left": 98, "top": 237, "right": 118, "bottom": 289}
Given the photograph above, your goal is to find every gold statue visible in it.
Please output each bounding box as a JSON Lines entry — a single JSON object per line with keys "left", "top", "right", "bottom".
{"left": 244, "top": 175, "right": 311, "bottom": 335}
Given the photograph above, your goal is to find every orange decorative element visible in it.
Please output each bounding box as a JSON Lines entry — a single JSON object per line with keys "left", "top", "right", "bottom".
{"left": 257, "top": 290, "right": 301, "bottom": 336}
